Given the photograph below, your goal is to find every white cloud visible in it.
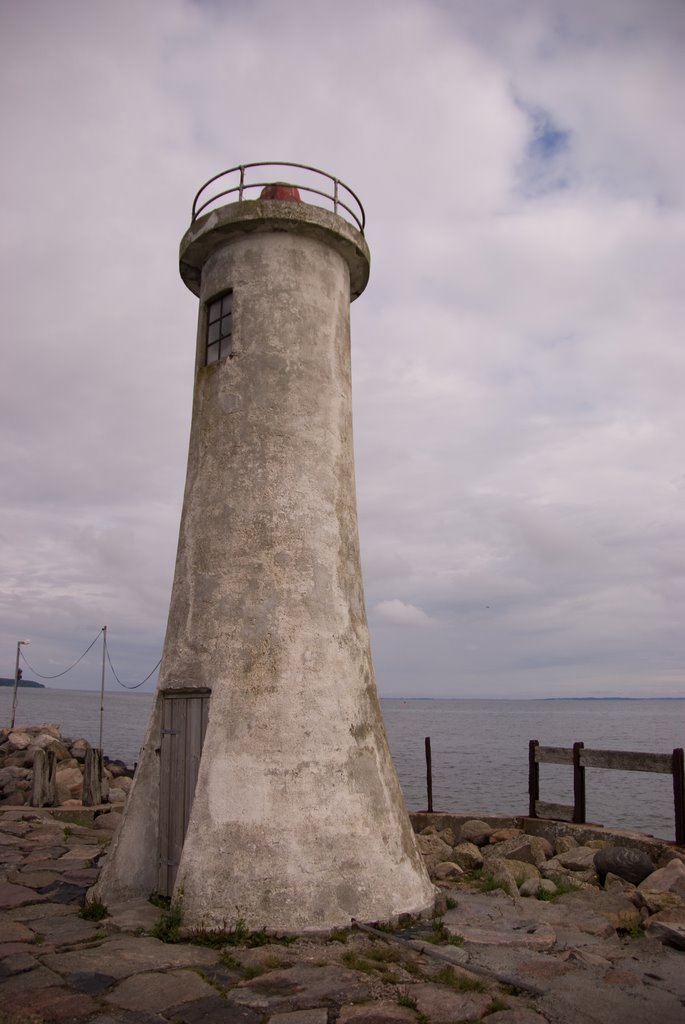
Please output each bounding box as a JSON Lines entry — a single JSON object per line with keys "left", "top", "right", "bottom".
{"left": 1, "top": 0, "right": 684, "bottom": 697}
{"left": 375, "top": 600, "right": 437, "bottom": 628}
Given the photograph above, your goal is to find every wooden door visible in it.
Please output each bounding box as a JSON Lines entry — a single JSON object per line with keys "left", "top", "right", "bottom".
{"left": 158, "top": 691, "right": 210, "bottom": 897}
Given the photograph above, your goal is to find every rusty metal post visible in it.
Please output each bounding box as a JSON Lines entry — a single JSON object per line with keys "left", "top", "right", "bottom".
{"left": 425, "top": 736, "right": 433, "bottom": 813}
{"left": 673, "top": 748, "right": 685, "bottom": 846}
{"left": 528, "top": 740, "right": 539, "bottom": 818}
{"left": 573, "top": 741, "right": 586, "bottom": 823}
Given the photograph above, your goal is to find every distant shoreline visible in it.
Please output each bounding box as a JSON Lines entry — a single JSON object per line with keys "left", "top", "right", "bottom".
{"left": 0, "top": 678, "right": 45, "bottom": 690}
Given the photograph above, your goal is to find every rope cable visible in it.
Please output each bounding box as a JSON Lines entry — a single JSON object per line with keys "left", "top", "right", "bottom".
{"left": 19, "top": 631, "right": 103, "bottom": 679}
{"left": 104, "top": 637, "right": 161, "bottom": 690}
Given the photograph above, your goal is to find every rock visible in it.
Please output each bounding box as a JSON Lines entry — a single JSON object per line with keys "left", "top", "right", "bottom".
{"left": 482, "top": 857, "right": 519, "bottom": 897}
{"left": 483, "top": 835, "right": 551, "bottom": 868}
{"left": 504, "top": 860, "right": 541, "bottom": 887}
{"left": 70, "top": 739, "right": 90, "bottom": 761}
{"left": 603, "top": 873, "right": 637, "bottom": 898}
{"left": 108, "top": 786, "right": 127, "bottom": 803}
{"left": 411, "top": 982, "right": 492, "bottom": 1024}
{"left": 450, "top": 841, "right": 483, "bottom": 871}
{"left": 484, "top": 1012, "right": 549, "bottom": 1023}
{"left": 435, "top": 827, "right": 457, "bottom": 847}
{"left": 489, "top": 828, "right": 523, "bottom": 844}
{"left": 32, "top": 733, "right": 72, "bottom": 761}
{"left": 7, "top": 732, "right": 32, "bottom": 751}
{"left": 520, "top": 877, "right": 556, "bottom": 898}
{"left": 433, "top": 861, "right": 464, "bottom": 880}
{"left": 555, "top": 847, "right": 598, "bottom": 872}
{"left": 643, "top": 917, "right": 685, "bottom": 949}
{"left": 557, "top": 889, "right": 641, "bottom": 932}
{"left": 94, "top": 811, "right": 122, "bottom": 831}
{"left": 458, "top": 819, "right": 493, "bottom": 846}
{"left": 107, "top": 898, "right": 163, "bottom": 932}
{"left": 638, "top": 857, "right": 685, "bottom": 899}
{"left": 416, "top": 834, "right": 453, "bottom": 871}
{"left": 554, "top": 836, "right": 579, "bottom": 854}
{"left": 338, "top": 1002, "right": 417, "bottom": 1024}
{"left": 42, "top": 934, "right": 220, "bottom": 978}
{"left": 594, "top": 846, "right": 655, "bottom": 886}
{"left": 229, "top": 965, "right": 371, "bottom": 1012}
{"left": 56, "top": 765, "right": 84, "bottom": 799}
{"left": 105, "top": 968, "right": 217, "bottom": 1012}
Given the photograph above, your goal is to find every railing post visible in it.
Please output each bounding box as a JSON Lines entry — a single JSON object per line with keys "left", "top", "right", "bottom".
{"left": 528, "top": 740, "right": 539, "bottom": 818}
{"left": 333, "top": 178, "right": 339, "bottom": 216}
{"left": 573, "top": 741, "right": 586, "bottom": 823}
{"left": 425, "top": 736, "right": 433, "bottom": 813}
{"left": 238, "top": 165, "right": 245, "bottom": 202}
{"left": 673, "top": 748, "right": 685, "bottom": 846}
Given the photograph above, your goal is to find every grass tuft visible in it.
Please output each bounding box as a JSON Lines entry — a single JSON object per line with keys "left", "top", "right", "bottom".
{"left": 433, "top": 966, "right": 486, "bottom": 993}
{"left": 80, "top": 898, "right": 109, "bottom": 921}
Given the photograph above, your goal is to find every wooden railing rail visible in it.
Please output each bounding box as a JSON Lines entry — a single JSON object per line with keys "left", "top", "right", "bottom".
{"left": 528, "top": 739, "right": 685, "bottom": 845}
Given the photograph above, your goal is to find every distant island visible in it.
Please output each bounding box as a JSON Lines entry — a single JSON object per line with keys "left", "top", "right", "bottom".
{"left": 0, "top": 677, "right": 45, "bottom": 689}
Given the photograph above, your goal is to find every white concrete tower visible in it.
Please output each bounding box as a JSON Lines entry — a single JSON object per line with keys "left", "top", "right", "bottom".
{"left": 94, "top": 163, "right": 434, "bottom": 932}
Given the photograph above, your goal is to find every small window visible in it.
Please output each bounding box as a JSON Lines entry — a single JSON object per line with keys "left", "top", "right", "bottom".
{"left": 206, "top": 291, "right": 233, "bottom": 365}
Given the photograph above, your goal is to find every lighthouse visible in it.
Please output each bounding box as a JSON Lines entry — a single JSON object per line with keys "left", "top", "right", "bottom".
{"left": 94, "top": 163, "right": 434, "bottom": 932}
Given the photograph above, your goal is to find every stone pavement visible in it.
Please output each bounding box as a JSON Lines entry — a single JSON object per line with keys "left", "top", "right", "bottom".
{"left": 1, "top": 809, "right": 684, "bottom": 1024}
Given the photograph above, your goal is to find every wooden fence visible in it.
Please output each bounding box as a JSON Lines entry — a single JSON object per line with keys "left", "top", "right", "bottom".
{"left": 528, "top": 739, "right": 685, "bottom": 845}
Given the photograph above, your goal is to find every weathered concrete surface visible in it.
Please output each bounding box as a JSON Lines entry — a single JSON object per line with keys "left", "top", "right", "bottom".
{"left": 94, "top": 195, "right": 434, "bottom": 931}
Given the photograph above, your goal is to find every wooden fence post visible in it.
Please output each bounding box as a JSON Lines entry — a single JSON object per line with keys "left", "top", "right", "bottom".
{"left": 83, "top": 746, "right": 104, "bottom": 806}
{"left": 30, "top": 748, "right": 56, "bottom": 807}
{"left": 673, "top": 748, "right": 685, "bottom": 846}
{"left": 573, "top": 741, "right": 586, "bottom": 824}
{"left": 425, "top": 736, "right": 433, "bottom": 813}
{"left": 528, "top": 740, "right": 539, "bottom": 818}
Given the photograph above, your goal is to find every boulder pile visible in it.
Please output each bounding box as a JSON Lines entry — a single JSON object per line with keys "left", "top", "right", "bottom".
{"left": 0, "top": 723, "right": 133, "bottom": 808}
{"left": 416, "top": 817, "right": 685, "bottom": 950}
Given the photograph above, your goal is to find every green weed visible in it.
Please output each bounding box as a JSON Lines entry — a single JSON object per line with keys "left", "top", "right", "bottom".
{"left": 152, "top": 897, "right": 183, "bottom": 943}
{"left": 79, "top": 898, "right": 109, "bottom": 921}
{"left": 396, "top": 989, "right": 418, "bottom": 1009}
{"left": 433, "top": 966, "right": 486, "bottom": 994}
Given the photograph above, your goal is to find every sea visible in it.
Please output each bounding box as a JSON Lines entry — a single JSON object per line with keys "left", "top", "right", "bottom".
{"left": 2, "top": 688, "right": 683, "bottom": 842}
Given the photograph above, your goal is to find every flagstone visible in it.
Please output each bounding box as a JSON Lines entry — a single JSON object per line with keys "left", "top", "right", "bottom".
{"left": 2, "top": 984, "right": 98, "bottom": 1021}
{"left": 0, "top": 963, "right": 64, "bottom": 993}
{"left": 0, "top": 951, "right": 39, "bottom": 976}
{"left": 65, "top": 969, "right": 118, "bottom": 993}
{"left": 36, "top": 913, "right": 102, "bottom": 945}
{"left": 0, "top": 913, "right": 34, "bottom": 941}
{"left": 173, "top": 995, "right": 265, "bottom": 1024}
{"left": 229, "top": 965, "right": 372, "bottom": 1012}
{"left": 8, "top": 900, "right": 75, "bottom": 921}
{"left": 337, "top": 1001, "right": 418, "bottom": 1024}
{"left": 0, "top": 881, "right": 47, "bottom": 908}
{"left": 42, "top": 934, "right": 221, "bottom": 978}
{"left": 10, "top": 868, "right": 62, "bottom": 888}
{"left": 104, "top": 968, "right": 216, "bottom": 1011}
{"left": 411, "top": 983, "right": 492, "bottom": 1024}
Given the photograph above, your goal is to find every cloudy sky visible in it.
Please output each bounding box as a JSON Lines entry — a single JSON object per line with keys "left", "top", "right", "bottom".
{"left": 2, "top": 0, "right": 684, "bottom": 699}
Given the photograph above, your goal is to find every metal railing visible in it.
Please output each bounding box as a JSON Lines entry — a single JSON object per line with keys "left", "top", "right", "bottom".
{"left": 190, "top": 161, "right": 366, "bottom": 234}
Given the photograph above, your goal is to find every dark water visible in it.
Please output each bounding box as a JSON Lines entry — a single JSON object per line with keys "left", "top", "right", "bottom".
{"left": 2, "top": 688, "right": 683, "bottom": 840}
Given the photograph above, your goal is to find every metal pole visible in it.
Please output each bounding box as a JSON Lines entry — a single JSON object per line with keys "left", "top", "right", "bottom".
{"left": 99, "top": 626, "right": 107, "bottom": 753}
{"left": 10, "top": 639, "right": 29, "bottom": 730}
{"left": 528, "top": 739, "right": 539, "bottom": 818}
{"left": 573, "top": 741, "right": 586, "bottom": 824}
{"left": 425, "top": 736, "right": 433, "bottom": 813}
